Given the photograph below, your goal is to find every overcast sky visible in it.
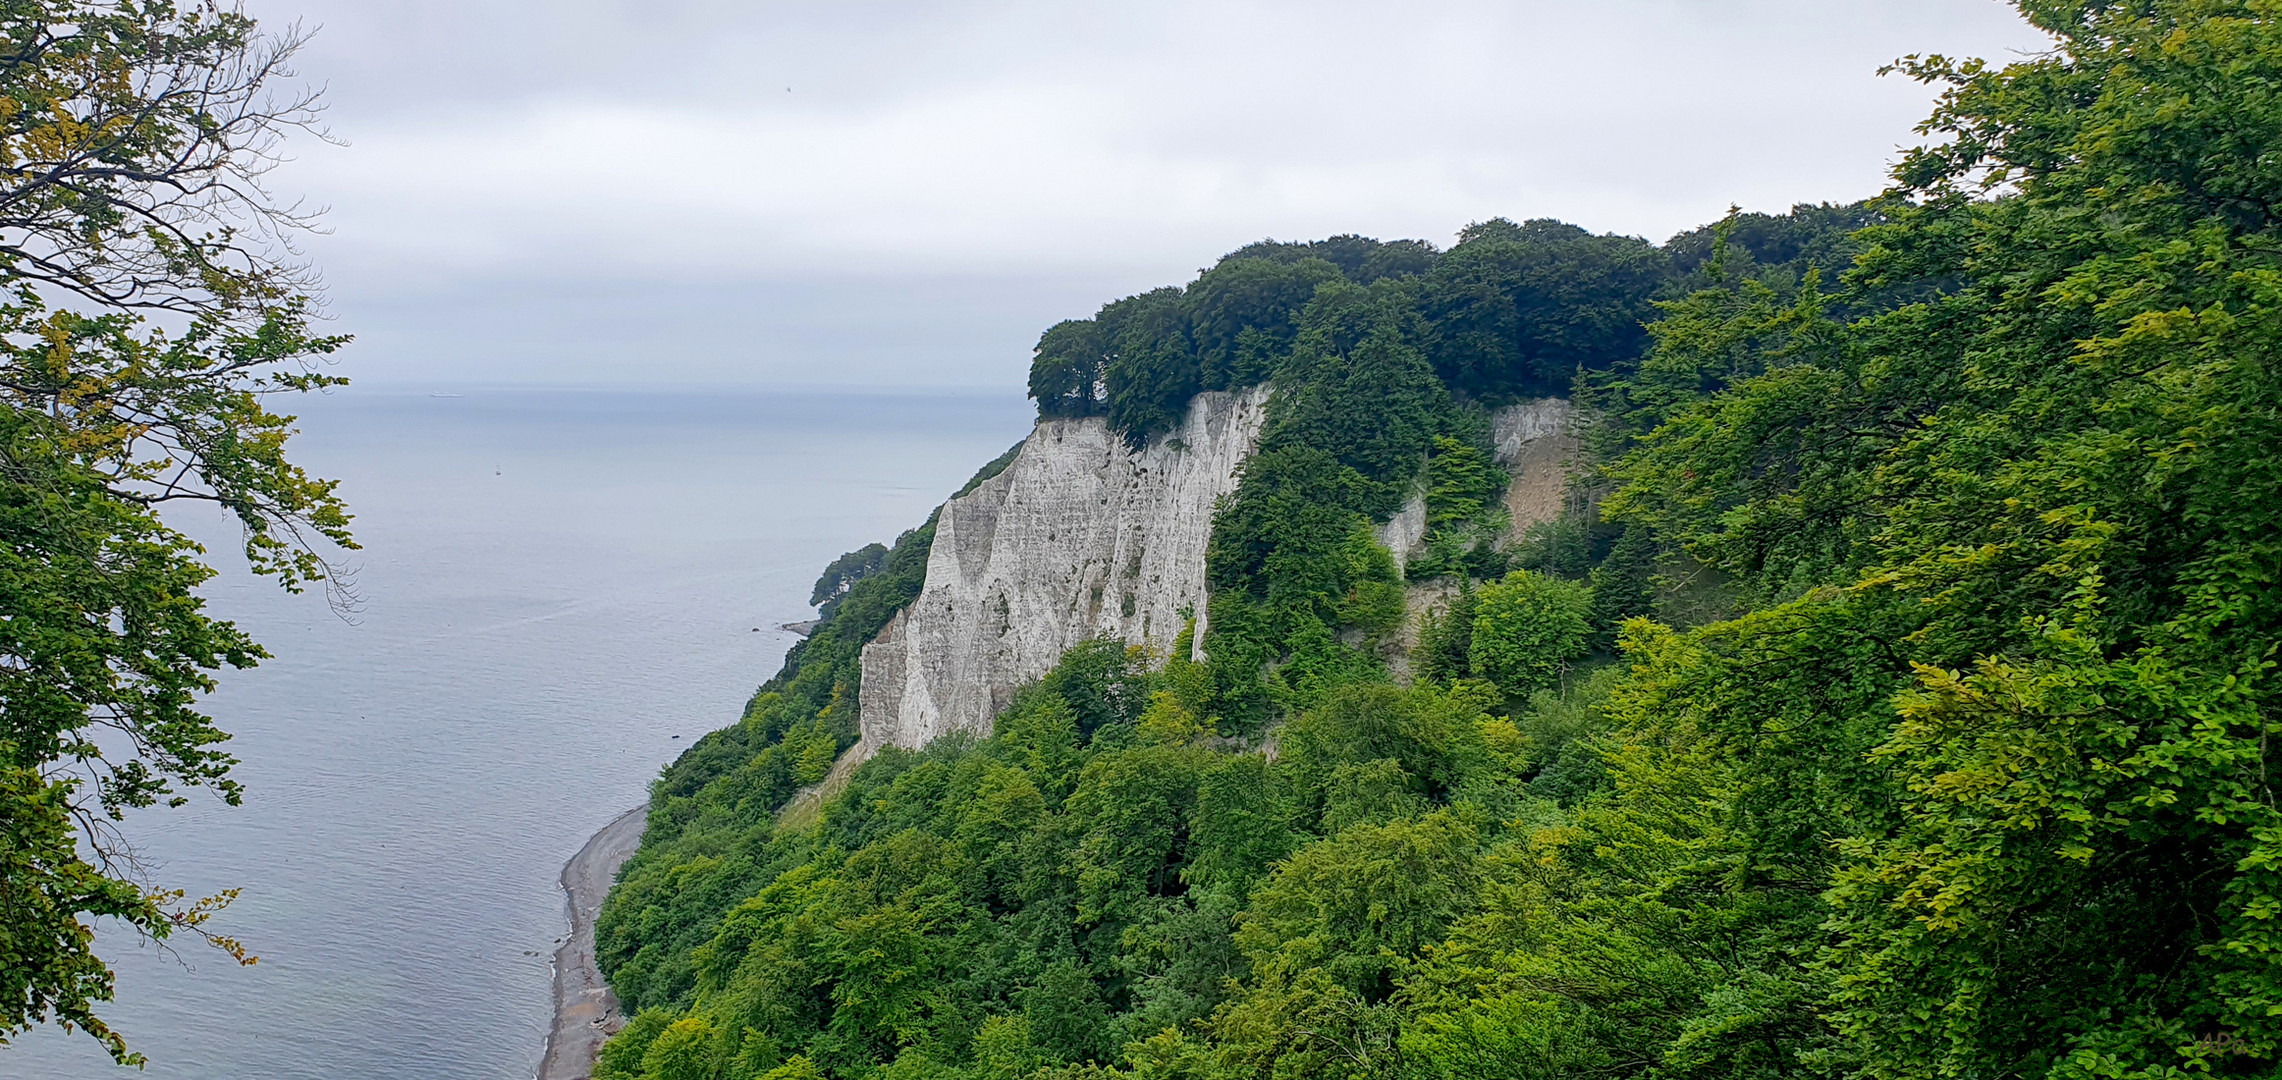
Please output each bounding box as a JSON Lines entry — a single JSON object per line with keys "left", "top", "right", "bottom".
{"left": 245, "top": 0, "right": 2052, "bottom": 390}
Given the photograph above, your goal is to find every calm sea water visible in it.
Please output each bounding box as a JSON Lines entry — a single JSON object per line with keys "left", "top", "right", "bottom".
{"left": 3, "top": 386, "right": 1034, "bottom": 1079}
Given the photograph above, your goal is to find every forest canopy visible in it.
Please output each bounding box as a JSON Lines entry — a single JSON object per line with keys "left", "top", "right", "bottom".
{"left": 599, "top": 3, "right": 2282, "bottom": 1079}
{"left": 1027, "top": 221, "right": 1678, "bottom": 446}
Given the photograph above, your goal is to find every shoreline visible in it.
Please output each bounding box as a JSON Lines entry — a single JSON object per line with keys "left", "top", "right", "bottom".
{"left": 536, "top": 805, "right": 648, "bottom": 1080}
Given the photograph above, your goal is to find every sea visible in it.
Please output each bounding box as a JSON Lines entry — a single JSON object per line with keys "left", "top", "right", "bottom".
{"left": 2, "top": 385, "right": 1035, "bottom": 1079}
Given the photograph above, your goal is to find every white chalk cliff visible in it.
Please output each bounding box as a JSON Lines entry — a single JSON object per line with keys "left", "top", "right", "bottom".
{"left": 856, "top": 386, "right": 1272, "bottom": 755}
{"left": 1490, "top": 396, "right": 1577, "bottom": 546}
{"left": 854, "top": 389, "right": 1574, "bottom": 759}
{"left": 1376, "top": 396, "right": 1577, "bottom": 567}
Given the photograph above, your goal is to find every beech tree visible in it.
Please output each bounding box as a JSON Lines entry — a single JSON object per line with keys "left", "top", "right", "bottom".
{"left": 0, "top": 1, "right": 349, "bottom": 1064}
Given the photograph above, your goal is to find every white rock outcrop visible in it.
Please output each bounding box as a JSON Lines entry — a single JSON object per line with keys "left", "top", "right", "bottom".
{"left": 1377, "top": 396, "right": 1577, "bottom": 567}
{"left": 1490, "top": 396, "right": 1577, "bottom": 547}
{"left": 855, "top": 386, "right": 1271, "bottom": 755}
{"left": 854, "top": 390, "right": 1575, "bottom": 759}
{"left": 1376, "top": 494, "right": 1429, "bottom": 570}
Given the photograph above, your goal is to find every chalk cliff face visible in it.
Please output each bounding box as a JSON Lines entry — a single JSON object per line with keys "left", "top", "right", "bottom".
{"left": 1490, "top": 396, "right": 1577, "bottom": 548}
{"left": 856, "top": 386, "right": 1271, "bottom": 755}
{"left": 856, "top": 390, "right": 1574, "bottom": 758}
{"left": 1377, "top": 396, "right": 1577, "bottom": 567}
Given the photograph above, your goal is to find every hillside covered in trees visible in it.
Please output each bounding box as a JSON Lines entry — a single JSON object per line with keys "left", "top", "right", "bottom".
{"left": 592, "top": 4, "right": 2282, "bottom": 1078}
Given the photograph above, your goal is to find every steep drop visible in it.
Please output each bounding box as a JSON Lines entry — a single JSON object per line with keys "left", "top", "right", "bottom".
{"left": 854, "top": 390, "right": 1578, "bottom": 758}
{"left": 855, "top": 385, "right": 1271, "bottom": 755}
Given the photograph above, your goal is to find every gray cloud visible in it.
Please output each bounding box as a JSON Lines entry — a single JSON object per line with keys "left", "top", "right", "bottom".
{"left": 247, "top": 0, "right": 2049, "bottom": 387}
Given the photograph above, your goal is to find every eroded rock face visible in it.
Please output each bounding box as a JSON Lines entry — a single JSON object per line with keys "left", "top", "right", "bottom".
{"left": 1377, "top": 397, "right": 1578, "bottom": 682}
{"left": 1376, "top": 396, "right": 1578, "bottom": 567}
{"left": 1491, "top": 396, "right": 1577, "bottom": 547}
{"left": 855, "top": 385, "right": 1271, "bottom": 755}
{"left": 856, "top": 390, "right": 1575, "bottom": 758}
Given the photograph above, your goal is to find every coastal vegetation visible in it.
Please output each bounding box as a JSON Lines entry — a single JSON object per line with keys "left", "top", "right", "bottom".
{"left": 600, "top": 2, "right": 2282, "bottom": 1078}
{"left": 0, "top": 0, "right": 349, "bottom": 1065}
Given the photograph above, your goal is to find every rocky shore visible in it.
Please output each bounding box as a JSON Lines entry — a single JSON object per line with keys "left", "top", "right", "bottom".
{"left": 536, "top": 805, "right": 646, "bottom": 1080}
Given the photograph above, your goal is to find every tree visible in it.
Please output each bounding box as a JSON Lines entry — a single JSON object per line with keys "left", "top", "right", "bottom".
{"left": 1466, "top": 571, "right": 1590, "bottom": 698}
{"left": 1028, "top": 318, "right": 1105, "bottom": 419}
{"left": 0, "top": 1, "right": 348, "bottom": 1063}
{"left": 1100, "top": 287, "right": 1198, "bottom": 447}
{"left": 1416, "top": 218, "right": 1669, "bottom": 398}
{"left": 1219, "top": 234, "right": 1439, "bottom": 287}
{"left": 810, "top": 542, "right": 888, "bottom": 620}
{"left": 1184, "top": 256, "right": 1341, "bottom": 389}
{"left": 1603, "top": 2, "right": 2282, "bottom": 1074}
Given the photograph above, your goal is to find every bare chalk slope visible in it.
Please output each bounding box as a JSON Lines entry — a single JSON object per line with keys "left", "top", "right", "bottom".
{"left": 856, "top": 385, "right": 1271, "bottom": 756}
{"left": 851, "top": 392, "right": 1575, "bottom": 764}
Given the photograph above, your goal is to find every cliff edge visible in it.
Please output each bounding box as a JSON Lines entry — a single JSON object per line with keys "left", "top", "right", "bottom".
{"left": 850, "top": 390, "right": 1574, "bottom": 761}
{"left": 855, "top": 385, "right": 1272, "bottom": 755}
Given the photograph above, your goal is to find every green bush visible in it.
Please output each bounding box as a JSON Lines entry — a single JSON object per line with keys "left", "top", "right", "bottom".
{"left": 1465, "top": 570, "right": 1592, "bottom": 698}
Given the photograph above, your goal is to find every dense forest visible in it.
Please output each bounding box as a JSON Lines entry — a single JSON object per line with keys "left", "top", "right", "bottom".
{"left": 593, "top": 4, "right": 2282, "bottom": 1078}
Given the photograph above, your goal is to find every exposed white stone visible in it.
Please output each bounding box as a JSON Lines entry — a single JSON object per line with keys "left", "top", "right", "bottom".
{"left": 1376, "top": 493, "right": 1428, "bottom": 572}
{"left": 854, "top": 390, "right": 1576, "bottom": 758}
{"left": 1492, "top": 396, "right": 1573, "bottom": 454}
{"left": 1376, "top": 396, "right": 1576, "bottom": 566}
{"left": 856, "top": 608, "right": 908, "bottom": 750}
{"left": 854, "top": 385, "right": 1270, "bottom": 756}
{"left": 1491, "top": 397, "right": 1577, "bottom": 549}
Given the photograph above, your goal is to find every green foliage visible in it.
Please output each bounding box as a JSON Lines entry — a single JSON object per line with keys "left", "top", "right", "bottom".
{"left": 1026, "top": 228, "right": 1670, "bottom": 447}
{"left": 601, "top": 5, "right": 2282, "bottom": 1078}
{"left": 1264, "top": 321, "right": 1451, "bottom": 499}
{"left": 1464, "top": 571, "right": 1592, "bottom": 699}
{"left": 1030, "top": 320, "right": 1107, "bottom": 419}
{"left": 596, "top": 645, "right": 1596, "bottom": 1080}
{"left": 0, "top": 2, "right": 352, "bottom": 1062}
{"left": 1581, "top": 524, "right": 1657, "bottom": 649}
{"left": 599, "top": 1010, "right": 679, "bottom": 1079}
{"left": 1236, "top": 808, "right": 1483, "bottom": 1000}
{"left": 1411, "top": 586, "right": 1474, "bottom": 685}
{"left": 1663, "top": 201, "right": 1889, "bottom": 301}
{"left": 1100, "top": 288, "right": 1200, "bottom": 447}
{"left": 1201, "top": 444, "right": 1386, "bottom": 723}
{"left": 1402, "top": 437, "right": 1513, "bottom": 583}
{"left": 1419, "top": 437, "right": 1500, "bottom": 532}
{"left": 1187, "top": 258, "right": 1345, "bottom": 390}
{"left": 1415, "top": 218, "right": 1669, "bottom": 399}
{"left": 1219, "top": 234, "right": 1438, "bottom": 285}
{"left": 1334, "top": 525, "right": 1406, "bottom": 637}
{"left": 646, "top": 1016, "right": 728, "bottom": 1080}
{"left": 1198, "top": 282, "right": 1494, "bottom": 723}
{"left": 1582, "top": 4, "right": 2282, "bottom": 1075}
{"left": 600, "top": 446, "right": 1023, "bottom": 1013}
{"left": 811, "top": 544, "right": 889, "bottom": 619}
